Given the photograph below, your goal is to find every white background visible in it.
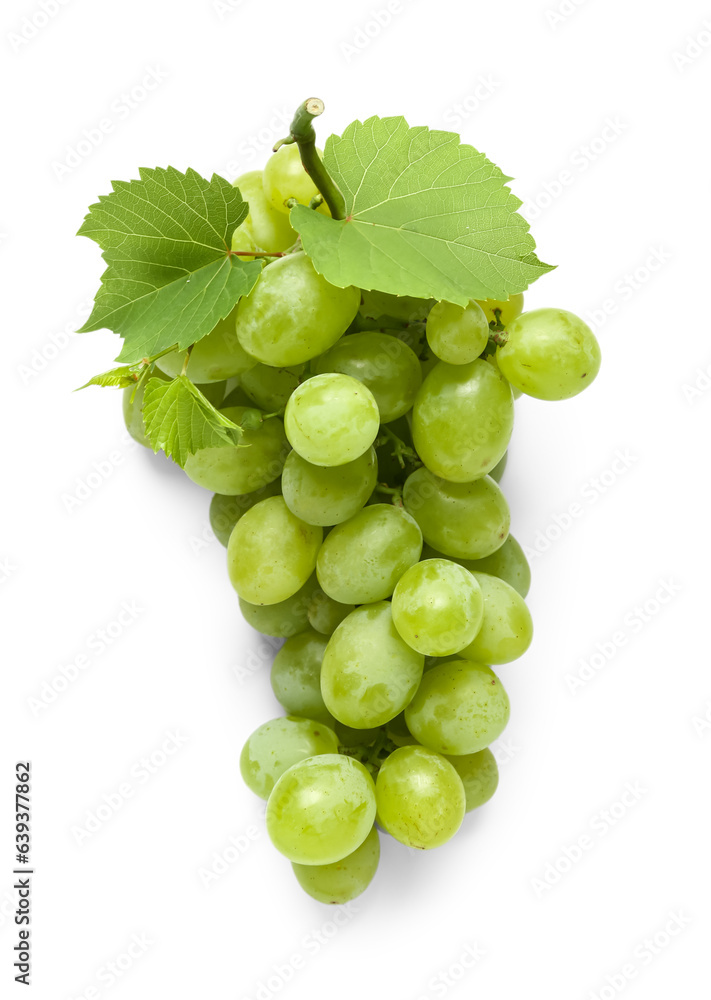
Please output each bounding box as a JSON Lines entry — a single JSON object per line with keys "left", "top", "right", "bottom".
{"left": 2, "top": 0, "right": 710, "bottom": 997}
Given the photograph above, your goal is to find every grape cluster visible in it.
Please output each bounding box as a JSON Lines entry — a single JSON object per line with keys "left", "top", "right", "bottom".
{"left": 124, "top": 144, "right": 601, "bottom": 905}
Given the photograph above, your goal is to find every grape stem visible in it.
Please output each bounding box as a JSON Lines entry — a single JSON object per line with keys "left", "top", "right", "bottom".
{"left": 378, "top": 426, "right": 421, "bottom": 470}
{"left": 374, "top": 483, "right": 404, "bottom": 506}
{"left": 228, "top": 249, "right": 285, "bottom": 259}
{"left": 275, "top": 98, "right": 347, "bottom": 220}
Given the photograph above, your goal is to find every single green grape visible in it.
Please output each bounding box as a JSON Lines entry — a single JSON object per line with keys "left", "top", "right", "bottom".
{"left": 460, "top": 535, "right": 531, "bottom": 598}
{"left": 262, "top": 143, "right": 329, "bottom": 215}
{"left": 292, "top": 825, "right": 380, "bottom": 904}
{"left": 227, "top": 496, "right": 322, "bottom": 605}
{"left": 238, "top": 574, "right": 318, "bottom": 638}
{"left": 475, "top": 293, "right": 524, "bottom": 328}
{"left": 232, "top": 170, "right": 297, "bottom": 254}
{"left": 359, "top": 289, "right": 435, "bottom": 324}
{"left": 496, "top": 308, "right": 602, "bottom": 400}
{"left": 239, "top": 716, "right": 339, "bottom": 800}
{"left": 209, "top": 480, "right": 282, "bottom": 547}
{"left": 183, "top": 406, "right": 287, "bottom": 495}
{"left": 405, "top": 660, "right": 510, "bottom": 755}
{"left": 403, "top": 468, "right": 509, "bottom": 560}
{"left": 239, "top": 363, "right": 304, "bottom": 412}
{"left": 122, "top": 368, "right": 168, "bottom": 447}
{"left": 311, "top": 331, "right": 422, "bottom": 423}
{"left": 375, "top": 746, "right": 465, "bottom": 849}
{"left": 334, "top": 722, "right": 382, "bottom": 747}
{"left": 284, "top": 373, "right": 380, "bottom": 467}
{"left": 391, "top": 559, "right": 484, "bottom": 656}
{"left": 235, "top": 252, "right": 359, "bottom": 367}
{"left": 281, "top": 447, "right": 377, "bottom": 526}
{"left": 316, "top": 504, "right": 423, "bottom": 604}
{"left": 444, "top": 748, "right": 499, "bottom": 812}
{"left": 270, "top": 629, "right": 333, "bottom": 725}
{"left": 306, "top": 586, "right": 355, "bottom": 636}
{"left": 412, "top": 359, "right": 514, "bottom": 482}
{"left": 426, "top": 300, "right": 489, "bottom": 365}
{"left": 156, "top": 309, "right": 257, "bottom": 383}
{"left": 459, "top": 571, "right": 533, "bottom": 664}
{"left": 320, "top": 602, "right": 424, "bottom": 728}
{"left": 266, "top": 754, "right": 376, "bottom": 865}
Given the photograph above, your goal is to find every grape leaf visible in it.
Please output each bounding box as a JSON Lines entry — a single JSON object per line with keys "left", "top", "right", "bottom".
{"left": 142, "top": 375, "right": 243, "bottom": 466}
{"left": 77, "top": 167, "right": 263, "bottom": 364}
{"left": 291, "top": 116, "right": 553, "bottom": 305}
{"left": 78, "top": 365, "right": 143, "bottom": 389}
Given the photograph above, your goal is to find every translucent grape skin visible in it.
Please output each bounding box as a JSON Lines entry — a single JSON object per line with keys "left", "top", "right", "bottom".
{"left": 411, "top": 358, "right": 514, "bottom": 482}
{"left": 266, "top": 754, "right": 376, "bottom": 865}
{"left": 270, "top": 629, "right": 334, "bottom": 726}
{"left": 496, "top": 308, "right": 601, "bottom": 401}
{"left": 422, "top": 534, "right": 531, "bottom": 599}
{"left": 284, "top": 373, "right": 380, "bottom": 467}
{"left": 238, "top": 574, "right": 319, "bottom": 639}
{"left": 239, "top": 716, "right": 339, "bottom": 800}
{"left": 209, "top": 480, "right": 282, "bottom": 547}
{"left": 489, "top": 451, "right": 507, "bottom": 482}
{"left": 292, "top": 825, "right": 380, "bottom": 904}
{"left": 235, "top": 252, "right": 360, "bottom": 366}
{"left": 375, "top": 746, "right": 465, "bottom": 849}
{"left": 311, "top": 331, "right": 422, "bottom": 423}
{"left": 391, "top": 558, "right": 484, "bottom": 657}
{"left": 156, "top": 309, "right": 257, "bottom": 382}
{"left": 183, "top": 406, "right": 288, "bottom": 495}
{"left": 233, "top": 170, "right": 297, "bottom": 254}
{"left": 426, "top": 300, "right": 489, "bottom": 365}
{"left": 316, "top": 503, "right": 423, "bottom": 604}
{"left": 262, "top": 143, "right": 329, "bottom": 215}
{"left": 239, "top": 363, "right": 304, "bottom": 412}
{"left": 306, "top": 587, "right": 355, "bottom": 636}
{"left": 320, "top": 602, "right": 424, "bottom": 728}
{"left": 403, "top": 467, "right": 510, "bottom": 560}
{"left": 444, "top": 748, "right": 499, "bottom": 813}
{"left": 281, "top": 447, "right": 377, "bottom": 526}
{"left": 405, "top": 660, "right": 510, "bottom": 755}
{"left": 459, "top": 571, "right": 533, "bottom": 665}
{"left": 227, "top": 496, "right": 322, "bottom": 605}
{"left": 475, "top": 293, "right": 524, "bottom": 329}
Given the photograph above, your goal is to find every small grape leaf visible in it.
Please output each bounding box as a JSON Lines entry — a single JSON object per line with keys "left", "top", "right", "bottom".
{"left": 77, "top": 167, "right": 263, "bottom": 364}
{"left": 291, "top": 117, "right": 553, "bottom": 305}
{"left": 78, "top": 365, "right": 143, "bottom": 389}
{"left": 142, "top": 375, "right": 243, "bottom": 467}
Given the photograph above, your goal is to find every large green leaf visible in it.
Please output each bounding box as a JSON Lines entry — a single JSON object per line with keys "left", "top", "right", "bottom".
{"left": 142, "top": 376, "right": 243, "bottom": 467}
{"left": 291, "top": 116, "right": 553, "bottom": 305}
{"left": 78, "top": 167, "right": 263, "bottom": 363}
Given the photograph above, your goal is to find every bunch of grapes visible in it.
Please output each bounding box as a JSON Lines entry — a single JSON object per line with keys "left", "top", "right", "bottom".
{"left": 123, "top": 141, "right": 601, "bottom": 905}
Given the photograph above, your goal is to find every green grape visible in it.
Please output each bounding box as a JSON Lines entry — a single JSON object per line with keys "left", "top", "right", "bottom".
{"left": 391, "top": 559, "right": 484, "bottom": 656}
{"left": 233, "top": 170, "right": 297, "bottom": 254}
{"left": 156, "top": 309, "right": 257, "bottom": 383}
{"left": 184, "top": 406, "right": 287, "bottom": 495}
{"left": 411, "top": 359, "right": 514, "bottom": 482}
{"left": 240, "top": 716, "right": 339, "bottom": 800}
{"left": 496, "top": 308, "right": 602, "bottom": 400}
{"left": 311, "top": 332, "right": 422, "bottom": 423}
{"left": 444, "top": 748, "right": 499, "bottom": 813}
{"left": 122, "top": 368, "right": 168, "bottom": 447}
{"left": 475, "top": 293, "right": 524, "bottom": 328}
{"left": 375, "top": 746, "right": 465, "bottom": 849}
{"left": 425, "top": 300, "right": 489, "bottom": 365}
{"left": 320, "top": 602, "right": 424, "bottom": 728}
{"left": 462, "top": 535, "right": 531, "bottom": 598}
{"left": 266, "top": 754, "right": 376, "bottom": 865}
{"left": 284, "top": 373, "right": 380, "bottom": 467}
{"left": 238, "top": 574, "right": 318, "bottom": 638}
{"left": 403, "top": 468, "right": 509, "bottom": 560}
{"left": 489, "top": 451, "right": 507, "bottom": 482}
{"left": 382, "top": 324, "right": 427, "bottom": 358}
{"left": 270, "top": 629, "right": 333, "bottom": 725}
{"left": 282, "top": 447, "right": 377, "bottom": 526}
{"left": 459, "top": 571, "right": 533, "bottom": 665}
{"left": 235, "top": 252, "right": 359, "bottom": 366}
{"left": 230, "top": 223, "right": 257, "bottom": 261}
{"left": 228, "top": 496, "right": 322, "bottom": 605}
{"left": 262, "top": 143, "right": 329, "bottom": 215}
{"left": 419, "top": 353, "right": 439, "bottom": 382}
{"left": 306, "top": 586, "right": 355, "bottom": 635}
{"left": 405, "top": 660, "right": 510, "bottom": 755}
{"left": 209, "top": 480, "right": 282, "bottom": 547}
{"left": 359, "top": 289, "right": 434, "bottom": 324}
{"left": 239, "top": 363, "right": 304, "bottom": 412}
{"left": 292, "top": 825, "right": 380, "bottom": 904}
{"left": 334, "top": 721, "right": 381, "bottom": 746}
{"left": 316, "top": 504, "right": 423, "bottom": 604}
